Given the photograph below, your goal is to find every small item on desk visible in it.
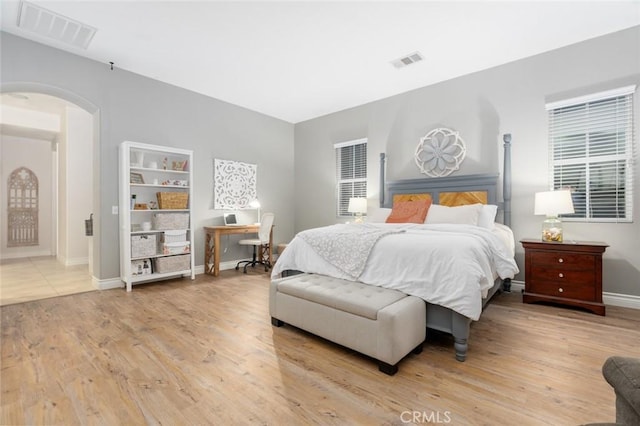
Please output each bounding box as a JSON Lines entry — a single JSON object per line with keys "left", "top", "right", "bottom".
{"left": 223, "top": 213, "right": 239, "bottom": 226}
{"left": 134, "top": 203, "right": 149, "bottom": 210}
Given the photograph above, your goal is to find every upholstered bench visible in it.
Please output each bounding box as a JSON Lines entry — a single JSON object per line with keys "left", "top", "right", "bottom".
{"left": 269, "top": 273, "right": 426, "bottom": 375}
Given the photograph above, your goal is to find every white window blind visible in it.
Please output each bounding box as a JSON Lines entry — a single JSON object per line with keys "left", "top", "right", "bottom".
{"left": 335, "top": 138, "right": 367, "bottom": 217}
{"left": 546, "top": 86, "right": 635, "bottom": 222}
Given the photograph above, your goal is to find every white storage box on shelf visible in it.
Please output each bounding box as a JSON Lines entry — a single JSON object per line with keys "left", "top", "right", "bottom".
{"left": 162, "top": 230, "right": 187, "bottom": 243}
{"left": 131, "top": 259, "right": 152, "bottom": 275}
{"left": 162, "top": 241, "right": 191, "bottom": 255}
{"left": 154, "top": 254, "right": 191, "bottom": 273}
{"left": 153, "top": 213, "right": 189, "bottom": 230}
{"left": 131, "top": 234, "right": 157, "bottom": 258}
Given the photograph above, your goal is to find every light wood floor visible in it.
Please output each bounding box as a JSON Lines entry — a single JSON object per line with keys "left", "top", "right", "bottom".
{"left": 1, "top": 270, "right": 639, "bottom": 425}
{"left": 0, "top": 256, "right": 95, "bottom": 307}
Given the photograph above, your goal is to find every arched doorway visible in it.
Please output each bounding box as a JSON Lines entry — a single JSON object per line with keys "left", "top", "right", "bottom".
{"left": 0, "top": 83, "right": 100, "bottom": 305}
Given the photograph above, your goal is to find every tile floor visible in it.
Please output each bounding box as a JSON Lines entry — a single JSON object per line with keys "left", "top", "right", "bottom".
{"left": 0, "top": 256, "right": 95, "bottom": 306}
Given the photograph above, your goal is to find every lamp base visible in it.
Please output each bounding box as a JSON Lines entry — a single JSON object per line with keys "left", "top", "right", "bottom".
{"left": 542, "top": 216, "right": 563, "bottom": 242}
{"left": 354, "top": 214, "right": 364, "bottom": 224}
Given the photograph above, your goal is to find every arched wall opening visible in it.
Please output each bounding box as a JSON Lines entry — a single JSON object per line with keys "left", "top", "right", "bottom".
{"left": 1, "top": 82, "right": 101, "bottom": 281}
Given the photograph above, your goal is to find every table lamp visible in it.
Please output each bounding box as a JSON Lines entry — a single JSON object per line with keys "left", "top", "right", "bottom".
{"left": 534, "top": 190, "right": 574, "bottom": 242}
{"left": 348, "top": 198, "right": 367, "bottom": 223}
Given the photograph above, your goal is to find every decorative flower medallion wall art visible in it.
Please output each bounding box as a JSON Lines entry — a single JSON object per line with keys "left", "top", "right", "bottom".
{"left": 414, "top": 128, "right": 467, "bottom": 177}
{"left": 214, "top": 159, "right": 257, "bottom": 209}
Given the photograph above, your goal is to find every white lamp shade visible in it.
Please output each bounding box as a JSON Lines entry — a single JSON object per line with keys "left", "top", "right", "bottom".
{"left": 248, "top": 199, "right": 261, "bottom": 224}
{"left": 348, "top": 198, "right": 367, "bottom": 214}
{"left": 534, "top": 190, "right": 575, "bottom": 216}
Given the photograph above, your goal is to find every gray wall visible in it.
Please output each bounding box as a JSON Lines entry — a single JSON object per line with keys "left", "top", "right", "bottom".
{"left": 294, "top": 26, "right": 640, "bottom": 296}
{"left": 3, "top": 27, "right": 639, "bottom": 296}
{"left": 1, "top": 32, "right": 295, "bottom": 282}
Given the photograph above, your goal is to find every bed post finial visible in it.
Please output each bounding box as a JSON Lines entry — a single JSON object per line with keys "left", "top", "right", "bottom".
{"left": 502, "top": 134, "right": 512, "bottom": 228}
{"left": 380, "top": 153, "right": 386, "bottom": 207}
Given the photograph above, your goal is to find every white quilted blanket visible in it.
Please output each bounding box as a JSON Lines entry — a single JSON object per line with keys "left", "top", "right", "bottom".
{"left": 272, "top": 223, "right": 519, "bottom": 321}
{"left": 297, "top": 224, "right": 405, "bottom": 280}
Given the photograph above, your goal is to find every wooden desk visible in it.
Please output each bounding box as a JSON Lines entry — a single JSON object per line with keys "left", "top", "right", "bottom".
{"left": 204, "top": 225, "right": 273, "bottom": 276}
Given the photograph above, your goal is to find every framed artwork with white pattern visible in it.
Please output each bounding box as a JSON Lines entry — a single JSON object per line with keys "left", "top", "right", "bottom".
{"left": 214, "top": 159, "right": 257, "bottom": 209}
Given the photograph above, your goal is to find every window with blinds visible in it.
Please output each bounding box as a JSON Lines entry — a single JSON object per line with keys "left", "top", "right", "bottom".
{"left": 546, "top": 86, "right": 635, "bottom": 222}
{"left": 335, "top": 138, "right": 367, "bottom": 217}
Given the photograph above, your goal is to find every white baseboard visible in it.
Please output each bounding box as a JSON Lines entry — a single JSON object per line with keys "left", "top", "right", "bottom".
{"left": 509, "top": 280, "right": 525, "bottom": 292}
{"left": 65, "top": 257, "right": 89, "bottom": 266}
{"left": 509, "top": 280, "right": 640, "bottom": 310}
{"left": 95, "top": 276, "right": 123, "bottom": 290}
{"left": 0, "top": 253, "right": 87, "bottom": 265}
{"left": 602, "top": 292, "right": 640, "bottom": 310}
{"left": 219, "top": 260, "right": 243, "bottom": 272}
{"left": 0, "top": 250, "right": 52, "bottom": 260}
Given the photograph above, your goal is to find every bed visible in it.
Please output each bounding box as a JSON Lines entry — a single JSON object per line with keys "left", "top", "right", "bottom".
{"left": 271, "top": 134, "right": 518, "bottom": 361}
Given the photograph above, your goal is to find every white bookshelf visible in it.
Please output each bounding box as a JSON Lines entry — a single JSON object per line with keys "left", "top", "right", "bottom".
{"left": 119, "top": 141, "right": 195, "bottom": 291}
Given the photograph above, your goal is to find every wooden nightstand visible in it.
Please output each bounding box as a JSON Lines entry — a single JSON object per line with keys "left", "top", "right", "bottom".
{"left": 521, "top": 239, "right": 608, "bottom": 316}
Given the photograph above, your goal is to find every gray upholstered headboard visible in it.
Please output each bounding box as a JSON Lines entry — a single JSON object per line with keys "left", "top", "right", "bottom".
{"left": 379, "top": 134, "right": 512, "bottom": 227}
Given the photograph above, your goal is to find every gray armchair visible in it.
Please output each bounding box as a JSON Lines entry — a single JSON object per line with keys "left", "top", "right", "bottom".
{"left": 602, "top": 356, "right": 640, "bottom": 425}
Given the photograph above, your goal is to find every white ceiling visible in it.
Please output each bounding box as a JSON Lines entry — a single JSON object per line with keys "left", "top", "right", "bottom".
{"left": 2, "top": 1, "right": 639, "bottom": 123}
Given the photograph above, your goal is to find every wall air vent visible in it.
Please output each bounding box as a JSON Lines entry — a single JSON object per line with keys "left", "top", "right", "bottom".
{"left": 17, "top": 1, "right": 96, "bottom": 49}
{"left": 391, "top": 51, "right": 424, "bottom": 69}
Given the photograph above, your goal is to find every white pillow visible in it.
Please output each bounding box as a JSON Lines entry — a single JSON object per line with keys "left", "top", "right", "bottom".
{"left": 368, "top": 207, "right": 392, "bottom": 223}
{"left": 478, "top": 204, "right": 498, "bottom": 229}
{"left": 425, "top": 203, "right": 483, "bottom": 226}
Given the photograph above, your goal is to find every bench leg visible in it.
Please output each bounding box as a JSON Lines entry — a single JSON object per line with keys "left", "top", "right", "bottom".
{"left": 378, "top": 343, "right": 422, "bottom": 375}
{"left": 271, "top": 317, "right": 284, "bottom": 327}
{"left": 378, "top": 361, "right": 398, "bottom": 376}
{"left": 412, "top": 342, "right": 423, "bottom": 354}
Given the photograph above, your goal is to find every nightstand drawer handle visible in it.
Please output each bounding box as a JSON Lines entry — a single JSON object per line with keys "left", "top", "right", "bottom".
{"left": 558, "top": 258, "right": 564, "bottom": 263}
{"left": 558, "top": 273, "right": 564, "bottom": 278}
{"left": 558, "top": 287, "right": 564, "bottom": 293}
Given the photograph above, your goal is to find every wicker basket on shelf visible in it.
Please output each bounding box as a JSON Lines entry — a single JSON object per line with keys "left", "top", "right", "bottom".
{"left": 156, "top": 192, "right": 189, "bottom": 209}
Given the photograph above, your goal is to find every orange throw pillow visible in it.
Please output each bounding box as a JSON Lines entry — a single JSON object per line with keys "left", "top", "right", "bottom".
{"left": 385, "top": 199, "right": 432, "bottom": 224}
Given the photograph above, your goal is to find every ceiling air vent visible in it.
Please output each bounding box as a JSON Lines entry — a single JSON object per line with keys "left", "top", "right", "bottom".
{"left": 391, "top": 51, "right": 424, "bottom": 69}
{"left": 17, "top": 1, "right": 96, "bottom": 49}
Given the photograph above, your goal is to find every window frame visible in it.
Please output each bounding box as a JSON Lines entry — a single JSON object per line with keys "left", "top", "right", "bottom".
{"left": 545, "top": 85, "right": 635, "bottom": 223}
{"left": 334, "top": 138, "right": 368, "bottom": 218}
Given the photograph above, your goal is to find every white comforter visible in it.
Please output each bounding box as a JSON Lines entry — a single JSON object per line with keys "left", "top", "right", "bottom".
{"left": 271, "top": 223, "right": 519, "bottom": 321}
